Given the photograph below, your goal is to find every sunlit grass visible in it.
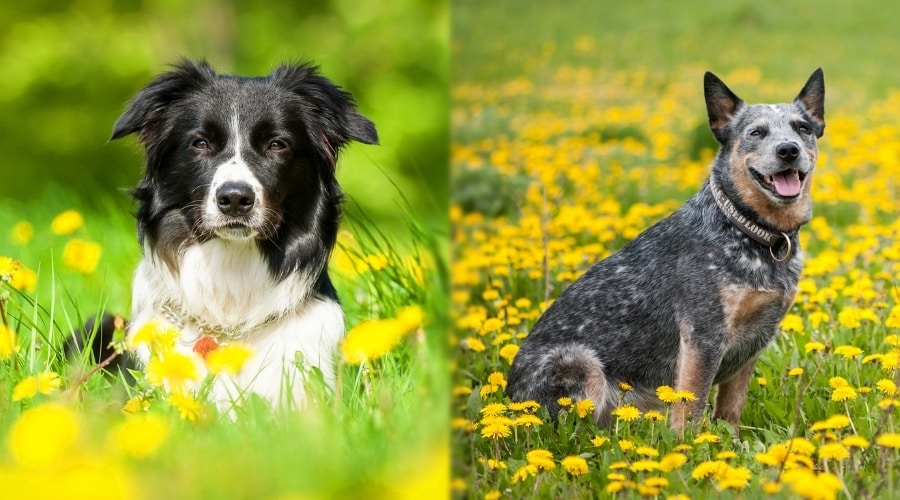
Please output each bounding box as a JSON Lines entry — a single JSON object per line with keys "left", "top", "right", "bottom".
{"left": 450, "top": 46, "right": 900, "bottom": 500}
{"left": 0, "top": 190, "right": 448, "bottom": 498}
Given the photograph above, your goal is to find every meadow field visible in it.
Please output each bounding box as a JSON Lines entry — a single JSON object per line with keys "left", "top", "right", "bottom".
{"left": 0, "top": 194, "right": 448, "bottom": 499}
{"left": 451, "top": 1, "right": 900, "bottom": 498}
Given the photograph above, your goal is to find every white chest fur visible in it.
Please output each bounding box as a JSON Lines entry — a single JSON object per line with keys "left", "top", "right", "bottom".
{"left": 129, "top": 239, "right": 344, "bottom": 410}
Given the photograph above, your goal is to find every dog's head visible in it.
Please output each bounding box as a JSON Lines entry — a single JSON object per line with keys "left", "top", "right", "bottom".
{"left": 112, "top": 59, "right": 377, "bottom": 271}
{"left": 704, "top": 69, "right": 825, "bottom": 230}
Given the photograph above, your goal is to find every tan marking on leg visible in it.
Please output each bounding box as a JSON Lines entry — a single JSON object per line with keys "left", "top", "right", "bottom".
{"left": 671, "top": 321, "right": 714, "bottom": 433}
{"left": 714, "top": 355, "right": 759, "bottom": 433}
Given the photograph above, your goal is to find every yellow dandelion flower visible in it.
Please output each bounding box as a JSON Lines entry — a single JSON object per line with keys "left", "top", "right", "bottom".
{"left": 11, "top": 371, "right": 61, "bottom": 401}
{"left": 831, "top": 386, "right": 858, "bottom": 402}
{"left": 128, "top": 320, "right": 179, "bottom": 354}
{"left": 480, "top": 420, "right": 512, "bottom": 439}
{"left": 507, "top": 400, "right": 540, "bottom": 412}
{"left": 111, "top": 413, "right": 169, "bottom": 458}
{"left": 829, "top": 376, "right": 850, "bottom": 388}
{"left": 11, "top": 221, "right": 34, "bottom": 244}
{"left": 718, "top": 466, "right": 751, "bottom": 491}
{"left": 9, "top": 265, "right": 37, "bottom": 292}
{"left": 50, "top": 210, "right": 84, "bottom": 235}
{"left": 606, "top": 482, "right": 625, "bottom": 494}
{"left": 617, "top": 439, "right": 635, "bottom": 452}
{"left": 691, "top": 460, "right": 728, "bottom": 480}
{"left": 783, "top": 470, "right": 842, "bottom": 500}
{"left": 11, "top": 377, "right": 38, "bottom": 401}
{"left": 575, "top": 398, "right": 595, "bottom": 418}
{"left": 481, "top": 289, "right": 500, "bottom": 301}
{"left": 611, "top": 404, "right": 642, "bottom": 422}
{"left": 782, "top": 314, "right": 805, "bottom": 333}
{"left": 805, "top": 341, "right": 826, "bottom": 353}
{"left": 452, "top": 385, "right": 472, "bottom": 397}
{"left": 609, "top": 460, "right": 629, "bottom": 469}
{"left": 146, "top": 351, "right": 200, "bottom": 390}
{"left": 887, "top": 335, "right": 900, "bottom": 346}
{"left": 462, "top": 337, "right": 486, "bottom": 352}
{"left": 591, "top": 435, "right": 609, "bottom": 447}
{"left": 511, "top": 464, "right": 538, "bottom": 483}
{"left": 809, "top": 311, "right": 831, "bottom": 329}
{"left": 557, "top": 396, "right": 573, "bottom": 407}
{"left": 876, "top": 379, "right": 898, "bottom": 396}
{"left": 878, "top": 398, "right": 899, "bottom": 410}
{"left": 818, "top": 443, "right": 850, "bottom": 461}
{"left": 341, "top": 317, "right": 413, "bottom": 364}
{"left": 876, "top": 433, "right": 900, "bottom": 449}
{"left": 167, "top": 391, "right": 201, "bottom": 421}
{"left": 887, "top": 310, "right": 900, "bottom": 329}
{"left": 630, "top": 459, "right": 661, "bottom": 472}
{"left": 498, "top": 343, "right": 519, "bottom": 363}
{"left": 607, "top": 473, "right": 627, "bottom": 481}
{"left": 123, "top": 396, "right": 150, "bottom": 414}
{"left": 881, "top": 352, "right": 900, "bottom": 372}
{"left": 514, "top": 414, "right": 542, "bottom": 428}
{"left": 859, "top": 386, "right": 872, "bottom": 394}
{"left": 619, "top": 381, "right": 633, "bottom": 391}
{"left": 487, "top": 371, "right": 506, "bottom": 388}
{"left": 676, "top": 390, "right": 697, "bottom": 402}
{"left": 834, "top": 345, "right": 864, "bottom": 359}
{"left": 561, "top": 455, "right": 588, "bottom": 476}
{"left": 62, "top": 238, "right": 102, "bottom": 274}
{"left": 484, "top": 490, "right": 501, "bottom": 500}
{"left": 643, "top": 477, "right": 669, "bottom": 488}
{"left": 480, "top": 403, "right": 507, "bottom": 417}
{"left": 862, "top": 353, "right": 884, "bottom": 365}
{"left": 636, "top": 446, "right": 659, "bottom": 457}
{"left": 205, "top": 342, "right": 253, "bottom": 375}
{"left": 396, "top": 305, "right": 425, "bottom": 332}
{"left": 644, "top": 410, "right": 665, "bottom": 422}
{"left": 525, "top": 449, "right": 555, "bottom": 471}
{"left": 673, "top": 444, "right": 693, "bottom": 453}
{"left": 756, "top": 376, "right": 767, "bottom": 386}
{"left": 660, "top": 453, "right": 688, "bottom": 471}
{"left": 716, "top": 451, "right": 738, "bottom": 460}
{"left": 694, "top": 431, "right": 720, "bottom": 444}
{"left": 656, "top": 385, "right": 678, "bottom": 403}
{"left": 7, "top": 403, "right": 79, "bottom": 468}
{"left": 788, "top": 367, "right": 805, "bottom": 376}
{"left": 479, "top": 458, "right": 507, "bottom": 470}
{"left": 0, "top": 323, "right": 18, "bottom": 359}
{"left": 842, "top": 435, "right": 870, "bottom": 449}
{"left": 761, "top": 480, "right": 783, "bottom": 494}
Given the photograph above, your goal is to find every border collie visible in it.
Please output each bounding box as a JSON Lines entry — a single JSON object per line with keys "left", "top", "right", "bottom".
{"left": 110, "top": 59, "right": 377, "bottom": 408}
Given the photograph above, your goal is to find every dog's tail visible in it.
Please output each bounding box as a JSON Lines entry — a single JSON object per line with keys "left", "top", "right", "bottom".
{"left": 66, "top": 313, "right": 137, "bottom": 381}
{"left": 506, "top": 342, "right": 615, "bottom": 424}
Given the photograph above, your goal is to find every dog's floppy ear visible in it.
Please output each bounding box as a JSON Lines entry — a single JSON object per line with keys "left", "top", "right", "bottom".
{"left": 794, "top": 68, "right": 825, "bottom": 138}
{"left": 111, "top": 59, "right": 216, "bottom": 142}
{"left": 704, "top": 71, "right": 745, "bottom": 144}
{"left": 270, "top": 63, "right": 378, "bottom": 160}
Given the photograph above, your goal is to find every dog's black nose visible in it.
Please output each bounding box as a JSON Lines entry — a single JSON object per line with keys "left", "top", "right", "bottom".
{"left": 776, "top": 142, "right": 800, "bottom": 162}
{"left": 216, "top": 182, "right": 255, "bottom": 216}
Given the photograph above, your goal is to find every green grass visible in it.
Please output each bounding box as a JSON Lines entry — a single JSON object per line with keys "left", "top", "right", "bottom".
{"left": 0, "top": 186, "right": 448, "bottom": 498}
{"left": 451, "top": 1, "right": 900, "bottom": 498}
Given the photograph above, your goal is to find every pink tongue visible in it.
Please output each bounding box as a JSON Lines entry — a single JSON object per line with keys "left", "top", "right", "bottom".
{"left": 772, "top": 170, "right": 801, "bottom": 197}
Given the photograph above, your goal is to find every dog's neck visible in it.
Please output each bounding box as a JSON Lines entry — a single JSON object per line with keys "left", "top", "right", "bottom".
{"left": 708, "top": 178, "right": 793, "bottom": 261}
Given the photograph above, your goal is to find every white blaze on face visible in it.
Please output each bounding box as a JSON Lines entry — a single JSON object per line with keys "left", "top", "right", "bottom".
{"left": 204, "top": 112, "right": 264, "bottom": 222}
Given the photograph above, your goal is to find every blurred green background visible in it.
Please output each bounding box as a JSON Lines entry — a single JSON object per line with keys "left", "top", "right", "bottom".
{"left": 0, "top": 0, "right": 448, "bottom": 236}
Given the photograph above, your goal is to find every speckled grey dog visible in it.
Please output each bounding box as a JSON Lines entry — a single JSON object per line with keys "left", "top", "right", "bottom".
{"left": 506, "top": 69, "right": 825, "bottom": 432}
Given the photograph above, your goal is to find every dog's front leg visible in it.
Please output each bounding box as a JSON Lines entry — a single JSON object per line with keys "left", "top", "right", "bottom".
{"left": 713, "top": 354, "right": 759, "bottom": 433}
{"left": 670, "top": 321, "right": 722, "bottom": 433}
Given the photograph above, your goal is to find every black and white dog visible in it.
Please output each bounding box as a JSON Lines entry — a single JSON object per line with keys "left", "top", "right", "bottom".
{"left": 111, "top": 59, "right": 377, "bottom": 408}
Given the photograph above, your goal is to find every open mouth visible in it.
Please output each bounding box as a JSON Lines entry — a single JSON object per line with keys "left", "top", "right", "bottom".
{"left": 751, "top": 168, "right": 807, "bottom": 199}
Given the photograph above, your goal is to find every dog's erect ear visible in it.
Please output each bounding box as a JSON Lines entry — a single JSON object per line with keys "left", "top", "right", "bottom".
{"left": 111, "top": 59, "right": 216, "bottom": 142}
{"left": 794, "top": 68, "right": 825, "bottom": 138}
{"left": 704, "top": 71, "right": 745, "bottom": 144}
{"left": 270, "top": 63, "right": 378, "bottom": 160}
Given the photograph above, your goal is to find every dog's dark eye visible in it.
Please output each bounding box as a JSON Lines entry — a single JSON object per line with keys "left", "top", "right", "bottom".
{"left": 268, "top": 140, "right": 288, "bottom": 152}
{"left": 191, "top": 138, "right": 209, "bottom": 150}
{"left": 797, "top": 123, "right": 811, "bottom": 134}
{"left": 749, "top": 129, "right": 763, "bottom": 137}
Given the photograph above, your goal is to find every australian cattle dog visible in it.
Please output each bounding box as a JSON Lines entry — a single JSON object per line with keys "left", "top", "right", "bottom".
{"left": 506, "top": 69, "right": 825, "bottom": 432}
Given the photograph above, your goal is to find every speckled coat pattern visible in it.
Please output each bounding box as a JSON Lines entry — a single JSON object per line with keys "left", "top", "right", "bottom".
{"left": 506, "top": 69, "right": 826, "bottom": 431}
